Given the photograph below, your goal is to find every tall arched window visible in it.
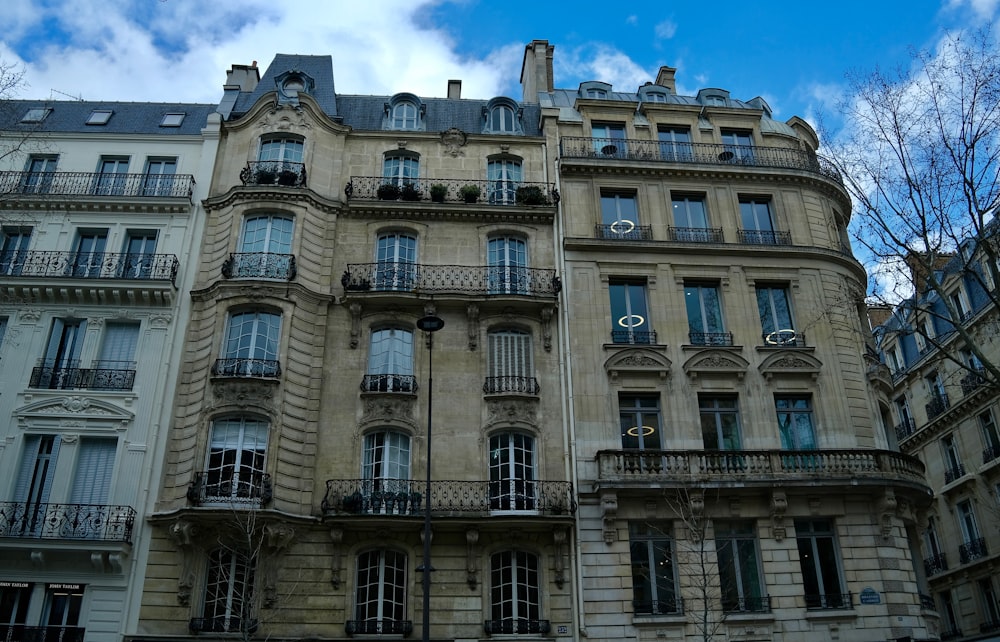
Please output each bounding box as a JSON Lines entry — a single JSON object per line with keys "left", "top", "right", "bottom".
{"left": 365, "top": 328, "right": 414, "bottom": 392}
{"left": 362, "top": 430, "right": 412, "bottom": 514}
{"left": 488, "top": 550, "right": 543, "bottom": 634}
{"left": 391, "top": 102, "right": 418, "bottom": 130}
{"left": 487, "top": 236, "right": 528, "bottom": 294}
{"left": 489, "top": 432, "right": 536, "bottom": 511}
{"left": 217, "top": 310, "right": 281, "bottom": 377}
{"left": 374, "top": 233, "right": 417, "bottom": 291}
{"left": 203, "top": 416, "right": 269, "bottom": 505}
{"left": 487, "top": 159, "right": 522, "bottom": 204}
{"left": 353, "top": 550, "right": 408, "bottom": 633}
{"left": 231, "top": 214, "right": 294, "bottom": 279}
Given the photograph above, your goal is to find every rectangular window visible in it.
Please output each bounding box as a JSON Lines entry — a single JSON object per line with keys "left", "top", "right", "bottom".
{"left": 739, "top": 198, "right": 785, "bottom": 244}
{"left": 949, "top": 289, "right": 970, "bottom": 322}
{"left": 756, "top": 285, "right": 797, "bottom": 345}
{"left": 720, "top": 129, "right": 754, "bottom": 163}
{"left": 684, "top": 282, "right": 728, "bottom": 345}
{"left": 609, "top": 281, "right": 652, "bottom": 344}
{"left": 86, "top": 109, "right": 113, "bottom": 125}
{"left": 22, "top": 156, "right": 57, "bottom": 194}
{"left": 142, "top": 158, "right": 177, "bottom": 196}
{"left": 715, "top": 521, "right": 767, "bottom": 612}
{"left": 93, "top": 322, "right": 139, "bottom": 390}
{"left": 32, "top": 319, "right": 87, "bottom": 389}
{"left": 600, "top": 192, "right": 645, "bottom": 240}
{"left": 68, "top": 437, "right": 117, "bottom": 518}
{"left": 0, "top": 227, "right": 32, "bottom": 275}
{"left": 699, "top": 395, "right": 742, "bottom": 450}
{"left": 0, "top": 582, "right": 32, "bottom": 629}
{"left": 121, "top": 230, "right": 159, "bottom": 279}
{"left": 0, "top": 317, "right": 6, "bottom": 349}
{"left": 354, "top": 550, "right": 407, "bottom": 629}
{"left": 940, "top": 590, "right": 960, "bottom": 636}
{"left": 43, "top": 584, "right": 84, "bottom": 633}
{"left": 69, "top": 230, "right": 108, "bottom": 278}
{"left": 365, "top": 328, "right": 414, "bottom": 393}
{"left": 980, "top": 410, "right": 1000, "bottom": 463}
{"left": 620, "top": 395, "right": 662, "bottom": 450}
{"left": 201, "top": 549, "right": 256, "bottom": 633}
{"left": 14, "top": 435, "right": 61, "bottom": 536}
{"left": 671, "top": 195, "right": 720, "bottom": 242}
{"left": 487, "top": 330, "right": 536, "bottom": 394}
{"left": 629, "top": 522, "right": 679, "bottom": 614}
{"left": 776, "top": 396, "right": 817, "bottom": 465}
{"left": 486, "top": 159, "right": 522, "bottom": 204}
{"left": 980, "top": 579, "right": 1000, "bottom": 630}
{"left": 795, "top": 519, "right": 848, "bottom": 609}
{"left": 941, "top": 434, "right": 964, "bottom": 482}
{"left": 93, "top": 157, "right": 129, "bottom": 196}
{"left": 894, "top": 396, "right": 913, "bottom": 439}
{"left": 488, "top": 551, "right": 541, "bottom": 633}
{"left": 658, "top": 126, "right": 691, "bottom": 161}
{"left": 217, "top": 311, "right": 281, "bottom": 378}
{"left": 374, "top": 233, "right": 417, "bottom": 291}
{"left": 592, "top": 122, "right": 626, "bottom": 156}
{"left": 204, "top": 417, "right": 269, "bottom": 505}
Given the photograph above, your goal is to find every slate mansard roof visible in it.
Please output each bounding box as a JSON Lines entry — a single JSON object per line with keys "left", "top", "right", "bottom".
{"left": 0, "top": 100, "right": 218, "bottom": 135}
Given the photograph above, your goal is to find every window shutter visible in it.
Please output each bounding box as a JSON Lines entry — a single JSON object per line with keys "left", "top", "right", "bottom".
{"left": 14, "top": 435, "right": 61, "bottom": 504}
{"left": 98, "top": 322, "right": 139, "bottom": 364}
{"left": 69, "top": 437, "right": 117, "bottom": 504}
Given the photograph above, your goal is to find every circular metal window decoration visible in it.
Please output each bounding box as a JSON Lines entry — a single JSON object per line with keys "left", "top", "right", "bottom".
{"left": 765, "top": 329, "right": 797, "bottom": 345}
{"left": 625, "top": 425, "right": 656, "bottom": 437}
{"left": 610, "top": 220, "right": 636, "bottom": 235}
{"left": 617, "top": 314, "right": 645, "bottom": 328}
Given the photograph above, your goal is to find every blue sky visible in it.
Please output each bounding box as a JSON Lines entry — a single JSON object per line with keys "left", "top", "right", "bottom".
{"left": 0, "top": 0, "right": 996, "bottom": 132}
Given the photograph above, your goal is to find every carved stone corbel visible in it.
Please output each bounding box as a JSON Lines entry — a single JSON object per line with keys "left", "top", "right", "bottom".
{"left": 349, "top": 302, "right": 362, "bottom": 349}
{"left": 601, "top": 492, "right": 618, "bottom": 544}
{"left": 168, "top": 519, "right": 198, "bottom": 605}
{"left": 466, "top": 528, "right": 479, "bottom": 589}
{"left": 330, "top": 527, "right": 344, "bottom": 588}
{"left": 770, "top": 491, "right": 787, "bottom": 541}
{"left": 466, "top": 304, "right": 479, "bottom": 351}
{"left": 688, "top": 491, "right": 705, "bottom": 542}
{"left": 879, "top": 489, "right": 898, "bottom": 541}
{"left": 541, "top": 306, "right": 554, "bottom": 352}
{"left": 553, "top": 528, "right": 568, "bottom": 589}
{"left": 260, "top": 522, "right": 296, "bottom": 608}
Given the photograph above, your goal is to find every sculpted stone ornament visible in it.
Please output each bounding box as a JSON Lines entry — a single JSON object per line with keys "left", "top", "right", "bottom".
{"left": 440, "top": 127, "right": 468, "bottom": 157}
{"left": 362, "top": 397, "right": 415, "bottom": 424}
{"left": 168, "top": 519, "right": 199, "bottom": 605}
{"left": 212, "top": 381, "right": 275, "bottom": 409}
{"left": 486, "top": 399, "right": 537, "bottom": 426}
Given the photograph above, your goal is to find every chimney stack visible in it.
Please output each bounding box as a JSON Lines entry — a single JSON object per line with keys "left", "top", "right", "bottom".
{"left": 225, "top": 63, "right": 260, "bottom": 92}
{"left": 447, "top": 79, "right": 462, "bottom": 99}
{"left": 655, "top": 66, "right": 677, "bottom": 94}
{"left": 520, "top": 40, "right": 554, "bottom": 104}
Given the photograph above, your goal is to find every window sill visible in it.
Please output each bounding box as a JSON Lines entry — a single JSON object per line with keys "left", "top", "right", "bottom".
{"left": 722, "top": 611, "right": 775, "bottom": 623}
{"left": 631, "top": 613, "right": 686, "bottom": 626}
{"left": 803, "top": 608, "right": 856, "bottom": 621}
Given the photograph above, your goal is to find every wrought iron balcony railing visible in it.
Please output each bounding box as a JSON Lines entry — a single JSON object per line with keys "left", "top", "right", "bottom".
{"left": 595, "top": 223, "right": 654, "bottom": 240}
{"left": 924, "top": 552, "right": 948, "bottom": 576}
{"left": 926, "top": 393, "right": 951, "bottom": 421}
{"left": 0, "top": 170, "right": 195, "bottom": 198}
{"left": 596, "top": 449, "right": 928, "bottom": 487}
{"left": 668, "top": 226, "right": 724, "bottom": 243}
{"left": 738, "top": 229, "right": 792, "bottom": 245}
{"left": 189, "top": 617, "right": 258, "bottom": 634}
{"left": 611, "top": 329, "right": 657, "bottom": 345}
{"left": 984, "top": 445, "right": 1000, "bottom": 465}
{"left": 483, "top": 619, "right": 551, "bottom": 635}
{"left": 345, "top": 620, "right": 413, "bottom": 636}
{"left": 961, "top": 368, "right": 990, "bottom": 395}
{"left": 211, "top": 358, "right": 281, "bottom": 379}
{"left": 982, "top": 620, "right": 1000, "bottom": 633}
{"left": 29, "top": 360, "right": 136, "bottom": 391}
{"left": 346, "top": 176, "right": 555, "bottom": 205}
{"left": 941, "top": 627, "right": 963, "bottom": 641}
{"left": 761, "top": 330, "right": 805, "bottom": 347}
{"left": 722, "top": 595, "right": 771, "bottom": 613}
{"left": 919, "top": 593, "right": 936, "bottom": 610}
{"left": 559, "top": 137, "right": 843, "bottom": 183}
{"left": 689, "top": 331, "right": 734, "bottom": 346}
{"left": 944, "top": 463, "right": 966, "bottom": 484}
{"left": 221, "top": 252, "right": 296, "bottom": 281}
{"left": 187, "top": 472, "right": 273, "bottom": 507}
{"left": 894, "top": 418, "right": 916, "bottom": 441}
{"left": 361, "top": 374, "right": 417, "bottom": 393}
{"left": 805, "top": 592, "right": 853, "bottom": 610}
{"left": 0, "top": 625, "right": 86, "bottom": 642}
{"left": 341, "top": 263, "right": 560, "bottom": 297}
{"left": 633, "top": 597, "right": 683, "bottom": 615}
{"left": 240, "top": 161, "right": 306, "bottom": 187}
{"left": 959, "top": 537, "right": 988, "bottom": 564}
{"left": 0, "top": 502, "right": 135, "bottom": 541}
{"left": 483, "top": 376, "right": 540, "bottom": 395}
{"left": 0, "top": 251, "right": 179, "bottom": 283}
{"left": 322, "top": 479, "right": 575, "bottom": 516}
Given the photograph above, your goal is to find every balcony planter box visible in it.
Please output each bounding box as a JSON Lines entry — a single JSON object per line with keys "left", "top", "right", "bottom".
{"left": 377, "top": 183, "right": 400, "bottom": 200}
{"left": 515, "top": 185, "right": 548, "bottom": 205}
{"left": 459, "top": 185, "right": 481, "bottom": 203}
{"left": 400, "top": 182, "right": 422, "bottom": 201}
{"left": 430, "top": 183, "right": 448, "bottom": 203}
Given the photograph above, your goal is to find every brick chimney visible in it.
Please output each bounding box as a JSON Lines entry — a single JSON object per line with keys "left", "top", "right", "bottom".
{"left": 226, "top": 62, "right": 260, "bottom": 92}
{"left": 520, "top": 40, "right": 554, "bottom": 104}
{"left": 655, "top": 66, "right": 677, "bottom": 93}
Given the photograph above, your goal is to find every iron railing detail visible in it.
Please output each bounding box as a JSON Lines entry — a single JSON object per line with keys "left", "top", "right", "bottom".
{"left": 483, "top": 376, "right": 540, "bottom": 395}
{"left": 926, "top": 393, "right": 951, "bottom": 420}
{"left": 924, "top": 552, "right": 948, "bottom": 576}
{"left": 211, "top": 358, "right": 281, "bottom": 379}
{"left": 941, "top": 627, "right": 963, "bottom": 640}
{"left": 0, "top": 502, "right": 135, "bottom": 541}
{"left": 722, "top": 595, "right": 771, "bottom": 613}
{"left": 346, "top": 176, "right": 555, "bottom": 205}
{"left": 345, "top": 620, "right": 413, "bottom": 636}
{"left": 361, "top": 374, "right": 417, "bottom": 393}
{"left": 595, "top": 223, "right": 654, "bottom": 240}
{"left": 669, "top": 226, "right": 724, "bottom": 243}
{"left": 961, "top": 368, "right": 990, "bottom": 395}
{"left": 982, "top": 620, "right": 1000, "bottom": 633}
{"left": 959, "top": 537, "right": 988, "bottom": 564}
{"left": 805, "top": 592, "right": 852, "bottom": 610}
{"left": 323, "top": 479, "right": 575, "bottom": 516}
{"left": 0, "top": 170, "right": 195, "bottom": 198}
{"left": 559, "top": 137, "right": 843, "bottom": 183}
{"left": 984, "top": 445, "right": 1000, "bottom": 464}
{"left": 187, "top": 472, "right": 273, "bottom": 507}
{"left": 341, "top": 263, "right": 560, "bottom": 297}
{"left": 29, "top": 360, "right": 136, "bottom": 391}
{"left": 221, "top": 253, "right": 296, "bottom": 280}
{"left": 0, "top": 250, "right": 179, "bottom": 283}
{"left": 761, "top": 330, "right": 805, "bottom": 347}
{"left": 611, "top": 329, "right": 657, "bottom": 345}
{"left": 483, "top": 620, "right": 551, "bottom": 635}
{"left": 894, "top": 419, "right": 916, "bottom": 441}
{"left": 919, "top": 593, "right": 936, "bottom": 610}
{"left": 189, "top": 618, "right": 258, "bottom": 634}
{"left": 944, "top": 463, "right": 966, "bottom": 484}
{"left": 0, "top": 626, "right": 85, "bottom": 642}
{"left": 596, "top": 449, "right": 927, "bottom": 486}
{"left": 240, "top": 161, "right": 306, "bottom": 187}
{"left": 689, "top": 332, "right": 734, "bottom": 346}
{"left": 634, "top": 597, "right": 683, "bottom": 615}
{"left": 738, "top": 229, "right": 792, "bottom": 245}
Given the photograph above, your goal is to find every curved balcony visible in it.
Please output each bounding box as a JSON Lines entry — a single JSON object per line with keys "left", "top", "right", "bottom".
{"left": 322, "top": 479, "right": 575, "bottom": 517}
{"left": 0, "top": 170, "right": 195, "bottom": 199}
{"left": 240, "top": 161, "right": 306, "bottom": 187}
{"left": 559, "top": 137, "right": 843, "bottom": 185}
{"left": 211, "top": 358, "right": 281, "bottom": 379}
{"left": 594, "top": 448, "right": 930, "bottom": 494}
{"left": 341, "top": 263, "right": 560, "bottom": 298}
{"left": 346, "top": 176, "right": 555, "bottom": 206}
{"left": 0, "top": 502, "right": 136, "bottom": 542}
{"left": 221, "top": 252, "right": 296, "bottom": 281}
{"left": 361, "top": 374, "right": 417, "bottom": 393}
{"left": 186, "top": 472, "right": 273, "bottom": 507}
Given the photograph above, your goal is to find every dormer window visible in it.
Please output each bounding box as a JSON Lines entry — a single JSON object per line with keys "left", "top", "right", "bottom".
{"left": 483, "top": 98, "right": 523, "bottom": 134}
{"left": 579, "top": 81, "right": 612, "bottom": 100}
{"left": 274, "top": 70, "right": 315, "bottom": 107}
{"left": 86, "top": 110, "right": 113, "bottom": 125}
{"left": 638, "top": 84, "right": 672, "bottom": 104}
{"left": 384, "top": 94, "right": 425, "bottom": 131}
{"left": 393, "top": 102, "right": 417, "bottom": 129}
{"left": 697, "top": 88, "right": 731, "bottom": 107}
{"left": 587, "top": 89, "right": 607, "bottom": 98}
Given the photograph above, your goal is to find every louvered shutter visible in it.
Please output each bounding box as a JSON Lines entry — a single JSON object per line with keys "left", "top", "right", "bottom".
{"left": 69, "top": 437, "right": 117, "bottom": 504}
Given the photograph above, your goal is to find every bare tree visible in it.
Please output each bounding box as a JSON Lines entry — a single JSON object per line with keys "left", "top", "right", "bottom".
{"left": 0, "top": 59, "right": 34, "bottom": 169}
{"left": 826, "top": 25, "right": 1000, "bottom": 385}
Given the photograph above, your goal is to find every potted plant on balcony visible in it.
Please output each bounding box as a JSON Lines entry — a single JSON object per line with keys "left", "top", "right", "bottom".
{"left": 459, "top": 184, "right": 481, "bottom": 203}
{"left": 277, "top": 168, "right": 299, "bottom": 186}
{"left": 400, "top": 181, "right": 422, "bottom": 201}
{"left": 409, "top": 491, "right": 422, "bottom": 512}
{"left": 430, "top": 183, "right": 448, "bottom": 203}
{"left": 377, "top": 183, "right": 400, "bottom": 200}
{"left": 342, "top": 491, "right": 363, "bottom": 513}
{"left": 515, "top": 185, "right": 549, "bottom": 205}
{"left": 255, "top": 167, "right": 277, "bottom": 185}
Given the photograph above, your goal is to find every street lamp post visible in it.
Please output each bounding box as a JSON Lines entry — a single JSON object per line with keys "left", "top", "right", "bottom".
{"left": 416, "top": 314, "right": 444, "bottom": 642}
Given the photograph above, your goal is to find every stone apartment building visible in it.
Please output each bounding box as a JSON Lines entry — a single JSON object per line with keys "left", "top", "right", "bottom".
{"left": 133, "top": 54, "right": 572, "bottom": 640}
{"left": 0, "top": 100, "right": 218, "bottom": 640}
{"left": 873, "top": 245, "right": 1000, "bottom": 641}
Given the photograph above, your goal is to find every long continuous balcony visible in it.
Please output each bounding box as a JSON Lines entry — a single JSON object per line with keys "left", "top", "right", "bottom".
{"left": 0, "top": 626, "right": 85, "bottom": 642}
{"left": 559, "top": 137, "right": 843, "bottom": 182}
{"left": 186, "top": 472, "right": 273, "bottom": 507}
{"left": 595, "top": 449, "right": 928, "bottom": 490}
{"left": 322, "top": 479, "right": 575, "bottom": 516}
{"left": 29, "top": 360, "right": 136, "bottom": 391}
{"left": 221, "top": 252, "right": 296, "bottom": 281}
{"left": 341, "top": 263, "right": 560, "bottom": 297}
{"left": 346, "top": 176, "right": 555, "bottom": 205}
{"left": 0, "top": 170, "right": 195, "bottom": 198}
{"left": 0, "top": 502, "right": 136, "bottom": 541}
{"left": 0, "top": 251, "right": 179, "bottom": 283}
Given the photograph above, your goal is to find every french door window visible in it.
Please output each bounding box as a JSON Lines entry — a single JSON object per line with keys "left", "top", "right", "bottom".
{"left": 1, "top": 228, "right": 32, "bottom": 275}
{"left": 487, "top": 159, "right": 522, "bottom": 204}
{"left": 202, "top": 549, "right": 256, "bottom": 633}
{"left": 488, "top": 236, "right": 528, "bottom": 294}
{"left": 489, "top": 551, "right": 542, "bottom": 633}
{"left": 94, "top": 157, "right": 129, "bottom": 196}
{"left": 121, "top": 231, "right": 157, "bottom": 279}
{"left": 629, "top": 522, "right": 678, "bottom": 614}
{"left": 684, "top": 283, "right": 727, "bottom": 345}
{"left": 234, "top": 215, "right": 294, "bottom": 279}
{"left": 362, "top": 431, "right": 411, "bottom": 513}
{"left": 354, "top": 550, "right": 407, "bottom": 632}
{"left": 69, "top": 231, "right": 108, "bottom": 278}
{"left": 619, "top": 395, "right": 662, "bottom": 450}
{"left": 205, "top": 417, "right": 269, "bottom": 504}
{"left": 142, "top": 158, "right": 177, "bottom": 196}
{"left": 489, "top": 433, "right": 536, "bottom": 511}
{"left": 35, "top": 319, "right": 86, "bottom": 389}
{"left": 486, "top": 330, "right": 536, "bottom": 394}
{"left": 365, "top": 329, "right": 414, "bottom": 392}
{"left": 218, "top": 311, "right": 281, "bottom": 378}
{"left": 609, "top": 281, "right": 651, "bottom": 344}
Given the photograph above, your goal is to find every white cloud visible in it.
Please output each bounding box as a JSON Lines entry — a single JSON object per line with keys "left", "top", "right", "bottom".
{"left": 654, "top": 20, "right": 678, "bottom": 40}
{"left": 945, "top": 0, "right": 1000, "bottom": 19}
{"left": 555, "top": 43, "right": 652, "bottom": 92}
